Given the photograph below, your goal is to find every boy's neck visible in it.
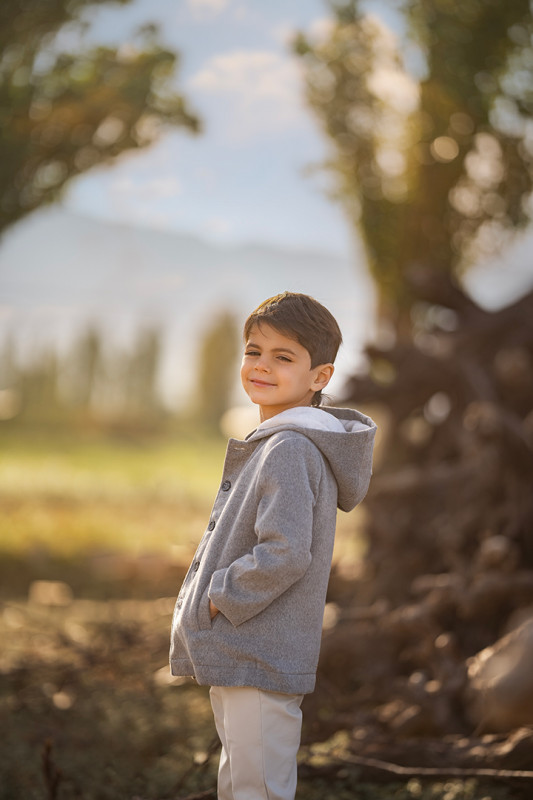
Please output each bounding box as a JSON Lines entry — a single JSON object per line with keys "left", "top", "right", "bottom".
{"left": 259, "top": 402, "right": 313, "bottom": 423}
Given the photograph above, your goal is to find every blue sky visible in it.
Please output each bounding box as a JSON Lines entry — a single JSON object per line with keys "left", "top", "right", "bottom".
{"left": 63, "top": 0, "right": 401, "bottom": 255}
{"left": 2, "top": 0, "right": 532, "bottom": 412}
{"left": 59, "top": 0, "right": 533, "bottom": 309}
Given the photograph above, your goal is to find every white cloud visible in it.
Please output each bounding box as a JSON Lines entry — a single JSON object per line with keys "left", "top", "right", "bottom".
{"left": 189, "top": 49, "right": 306, "bottom": 140}
{"left": 146, "top": 177, "right": 182, "bottom": 199}
{"left": 187, "top": 0, "right": 230, "bottom": 20}
{"left": 104, "top": 174, "right": 182, "bottom": 230}
{"left": 206, "top": 216, "right": 232, "bottom": 237}
{"left": 112, "top": 175, "right": 181, "bottom": 200}
{"left": 191, "top": 50, "right": 291, "bottom": 95}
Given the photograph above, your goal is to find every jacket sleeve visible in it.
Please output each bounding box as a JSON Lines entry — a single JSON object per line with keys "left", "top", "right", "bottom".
{"left": 208, "top": 436, "right": 321, "bottom": 627}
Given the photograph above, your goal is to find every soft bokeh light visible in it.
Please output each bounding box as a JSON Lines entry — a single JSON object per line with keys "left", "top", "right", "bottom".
{"left": 2, "top": 1, "right": 533, "bottom": 795}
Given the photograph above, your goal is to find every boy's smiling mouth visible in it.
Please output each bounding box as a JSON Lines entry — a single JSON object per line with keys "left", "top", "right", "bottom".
{"left": 250, "top": 378, "right": 275, "bottom": 387}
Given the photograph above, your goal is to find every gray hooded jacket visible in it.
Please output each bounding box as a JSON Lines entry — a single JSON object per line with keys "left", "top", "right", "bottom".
{"left": 169, "top": 406, "right": 377, "bottom": 694}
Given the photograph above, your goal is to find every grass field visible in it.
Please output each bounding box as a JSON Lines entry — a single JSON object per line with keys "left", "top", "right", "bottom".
{"left": 0, "top": 429, "right": 226, "bottom": 557}
{"left": 0, "top": 428, "right": 517, "bottom": 799}
{"left": 0, "top": 427, "right": 367, "bottom": 599}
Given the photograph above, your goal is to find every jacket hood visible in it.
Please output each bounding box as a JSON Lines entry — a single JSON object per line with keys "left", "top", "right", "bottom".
{"left": 246, "top": 406, "right": 377, "bottom": 512}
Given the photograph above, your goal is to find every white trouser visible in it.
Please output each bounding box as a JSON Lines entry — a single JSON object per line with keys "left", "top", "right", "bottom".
{"left": 209, "top": 685, "right": 304, "bottom": 800}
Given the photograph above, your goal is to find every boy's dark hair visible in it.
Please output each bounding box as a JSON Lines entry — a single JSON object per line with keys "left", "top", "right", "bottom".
{"left": 243, "top": 292, "right": 342, "bottom": 407}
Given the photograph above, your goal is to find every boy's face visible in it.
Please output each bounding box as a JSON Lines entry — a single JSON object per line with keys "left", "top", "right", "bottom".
{"left": 241, "top": 323, "right": 334, "bottom": 421}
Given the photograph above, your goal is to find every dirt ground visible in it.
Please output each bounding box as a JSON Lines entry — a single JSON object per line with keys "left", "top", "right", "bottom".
{"left": 0, "top": 588, "right": 522, "bottom": 800}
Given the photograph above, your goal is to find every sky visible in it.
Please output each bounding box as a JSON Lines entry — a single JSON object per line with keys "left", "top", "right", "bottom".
{"left": 59, "top": 0, "right": 533, "bottom": 305}
{"left": 62, "top": 0, "right": 400, "bottom": 256}
{"left": 5, "top": 0, "right": 407, "bottom": 412}
{"left": 2, "top": 0, "right": 532, "bottom": 406}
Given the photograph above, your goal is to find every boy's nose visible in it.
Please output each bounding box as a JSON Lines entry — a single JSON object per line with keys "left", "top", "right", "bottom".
{"left": 255, "top": 357, "right": 270, "bottom": 372}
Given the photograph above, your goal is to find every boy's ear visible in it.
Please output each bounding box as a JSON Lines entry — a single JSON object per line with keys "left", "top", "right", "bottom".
{"left": 312, "top": 363, "right": 335, "bottom": 391}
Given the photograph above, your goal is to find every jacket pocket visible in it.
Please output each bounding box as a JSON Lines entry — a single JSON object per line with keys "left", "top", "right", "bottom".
{"left": 197, "top": 585, "right": 213, "bottom": 631}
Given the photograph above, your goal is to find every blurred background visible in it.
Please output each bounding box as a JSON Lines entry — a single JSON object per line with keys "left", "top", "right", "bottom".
{"left": 1, "top": 1, "right": 533, "bottom": 798}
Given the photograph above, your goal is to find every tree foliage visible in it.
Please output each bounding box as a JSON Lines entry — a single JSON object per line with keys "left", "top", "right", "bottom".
{"left": 295, "top": 0, "right": 533, "bottom": 327}
{"left": 0, "top": 325, "right": 166, "bottom": 429}
{"left": 192, "top": 311, "right": 240, "bottom": 433}
{"left": 0, "top": 0, "right": 200, "bottom": 235}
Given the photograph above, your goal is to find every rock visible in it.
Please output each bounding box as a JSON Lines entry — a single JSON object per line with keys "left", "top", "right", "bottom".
{"left": 465, "top": 618, "right": 533, "bottom": 732}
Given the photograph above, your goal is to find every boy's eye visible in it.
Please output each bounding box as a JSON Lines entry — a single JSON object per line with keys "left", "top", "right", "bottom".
{"left": 245, "top": 350, "right": 260, "bottom": 357}
{"left": 277, "top": 356, "right": 292, "bottom": 362}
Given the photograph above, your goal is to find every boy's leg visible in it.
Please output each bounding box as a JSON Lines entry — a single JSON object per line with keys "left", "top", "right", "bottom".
{"left": 209, "top": 686, "right": 234, "bottom": 800}
{"left": 209, "top": 685, "right": 303, "bottom": 800}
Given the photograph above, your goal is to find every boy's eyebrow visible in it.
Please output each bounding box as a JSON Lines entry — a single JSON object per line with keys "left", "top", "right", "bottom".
{"left": 245, "top": 341, "right": 299, "bottom": 356}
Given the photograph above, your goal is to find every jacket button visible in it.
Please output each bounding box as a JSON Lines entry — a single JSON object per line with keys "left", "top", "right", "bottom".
{"left": 221, "top": 480, "right": 231, "bottom": 491}
{"left": 193, "top": 561, "right": 200, "bottom": 571}
{"left": 208, "top": 520, "right": 216, "bottom": 531}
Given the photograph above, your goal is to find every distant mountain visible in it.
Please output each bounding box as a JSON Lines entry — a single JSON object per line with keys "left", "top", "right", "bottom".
{"left": 0, "top": 208, "right": 375, "bottom": 404}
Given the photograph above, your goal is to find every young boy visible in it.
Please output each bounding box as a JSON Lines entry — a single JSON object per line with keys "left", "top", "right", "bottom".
{"left": 170, "top": 292, "right": 376, "bottom": 800}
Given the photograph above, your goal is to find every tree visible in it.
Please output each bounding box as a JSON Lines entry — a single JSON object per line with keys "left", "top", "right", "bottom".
{"left": 17, "top": 347, "right": 65, "bottom": 424}
{"left": 122, "top": 326, "right": 164, "bottom": 422}
{"left": 295, "top": 0, "right": 533, "bottom": 329}
{"left": 0, "top": 0, "right": 200, "bottom": 236}
{"left": 64, "top": 325, "right": 102, "bottom": 410}
{"left": 295, "top": 0, "right": 533, "bottom": 757}
{"left": 191, "top": 312, "right": 240, "bottom": 433}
